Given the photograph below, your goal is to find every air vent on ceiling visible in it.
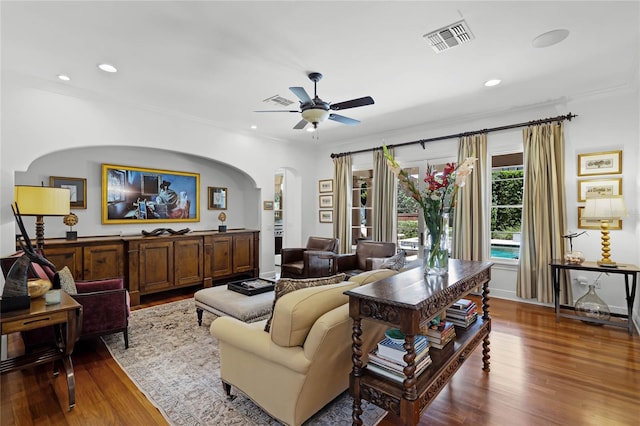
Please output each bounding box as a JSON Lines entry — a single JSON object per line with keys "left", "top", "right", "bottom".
{"left": 423, "top": 20, "right": 474, "bottom": 53}
{"left": 263, "top": 95, "right": 295, "bottom": 107}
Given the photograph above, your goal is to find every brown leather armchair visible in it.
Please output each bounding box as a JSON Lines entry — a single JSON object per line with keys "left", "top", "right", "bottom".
{"left": 335, "top": 240, "right": 397, "bottom": 277}
{"left": 280, "top": 236, "right": 339, "bottom": 278}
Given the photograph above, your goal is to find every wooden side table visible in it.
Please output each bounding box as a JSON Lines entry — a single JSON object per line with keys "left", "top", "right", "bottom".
{"left": 550, "top": 259, "right": 639, "bottom": 336}
{"left": 346, "top": 259, "right": 493, "bottom": 425}
{"left": 1, "top": 291, "right": 82, "bottom": 410}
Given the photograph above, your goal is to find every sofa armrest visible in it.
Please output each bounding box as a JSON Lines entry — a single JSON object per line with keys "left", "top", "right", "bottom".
{"left": 281, "top": 247, "right": 306, "bottom": 264}
{"left": 366, "top": 257, "right": 387, "bottom": 270}
{"left": 210, "top": 317, "right": 312, "bottom": 374}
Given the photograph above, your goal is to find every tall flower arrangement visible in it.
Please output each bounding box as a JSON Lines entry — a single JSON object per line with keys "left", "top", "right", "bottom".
{"left": 383, "top": 145, "right": 476, "bottom": 274}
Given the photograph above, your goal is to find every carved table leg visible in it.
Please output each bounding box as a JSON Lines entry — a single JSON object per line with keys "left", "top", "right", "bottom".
{"left": 351, "top": 317, "right": 363, "bottom": 426}
{"left": 402, "top": 334, "right": 418, "bottom": 401}
{"left": 482, "top": 282, "right": 491, "bottom": 372}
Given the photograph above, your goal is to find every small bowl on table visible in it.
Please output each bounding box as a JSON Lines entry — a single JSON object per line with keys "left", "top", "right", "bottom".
{"left": 385, "top": 328, "right": 406, "bottom": 344}
{"left": 28, "top": 279, "right": 52, "bottom": 299}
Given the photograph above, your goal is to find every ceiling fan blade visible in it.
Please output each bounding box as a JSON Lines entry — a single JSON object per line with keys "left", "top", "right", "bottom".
{"left": 289, "top": 87, "right": 313, "bottom": 105}
{"left": 330, "top": 96, "right": 374, "bottom": 111}
{"left": 254, "top": 110, "right": 300, "bottom": 113}
{"left": 293, "top": 119, "right": 308, "bottom": 129}
{"left": 329, "top": 114, "right": 360, "bottom": 126}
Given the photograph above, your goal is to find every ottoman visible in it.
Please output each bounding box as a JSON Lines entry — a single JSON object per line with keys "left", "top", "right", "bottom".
{"left": 194, "top": 283, "right": 275, "bottom": 324}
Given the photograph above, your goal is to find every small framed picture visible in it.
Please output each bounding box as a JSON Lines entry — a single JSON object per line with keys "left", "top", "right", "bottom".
{"left": 50, "top": 176, "right": 87, "bottom": 209}
{"left": 578, "top": 150, "right": 622, "bottom": 176}
{"left": 319, "top": 194, "right": 334, "bottom": 209}
{"left": 577, "top": 178, "right": 622, "bottom": 202}
{"left": 319, "top": 210, "right": 333, "bottom": 223}
{"left": 578, "top": 206, "right": 622, "bottom": 230}
{"left": 319, "top": 179, "right": 333, "bottom": 193}
{"left": 208, "top": 187, "right": 227, "bottom": 210}
{"left": 263, "top": 201, "right": 274, "bottom": 210}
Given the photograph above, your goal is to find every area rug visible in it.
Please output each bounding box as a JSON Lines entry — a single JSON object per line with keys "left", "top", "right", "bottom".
{"left": 102, "top": 298, "right": 387, "bottom": 425}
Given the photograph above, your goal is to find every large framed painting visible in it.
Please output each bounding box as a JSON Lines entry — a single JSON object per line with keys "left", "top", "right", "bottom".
{"left": 102, "top": 164, "right": 200, "bottom": 224}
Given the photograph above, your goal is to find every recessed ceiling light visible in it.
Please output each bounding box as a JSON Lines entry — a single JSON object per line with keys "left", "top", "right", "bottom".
{"left": 98, "top": 63, "right": 118, "bottom": 73}
{"left": 250, "top": 125, "right": 257, "bottom": 130}
{"left": 306, "top": 127, "right": 315, "bottom": 133}
{"left": 484, "top": 79, "right": 501, "bottom": 87}
{"left": 57, "top": 74, "right": 71, "bottom": 81}
{"left": 532, "top": 29, "right": 570, "bottom": 48}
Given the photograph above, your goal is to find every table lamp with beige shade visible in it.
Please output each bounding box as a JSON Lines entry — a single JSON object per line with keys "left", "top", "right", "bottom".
{"left": 581, "top": 194, "right": 627, "bottom": 267}
{"left": 14, "top": 185, "right": 71, "bottom": 250}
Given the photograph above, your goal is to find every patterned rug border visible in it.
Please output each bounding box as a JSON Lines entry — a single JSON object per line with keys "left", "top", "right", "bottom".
{"left": 102, "top": 298, "right": 387, "bottom": 425}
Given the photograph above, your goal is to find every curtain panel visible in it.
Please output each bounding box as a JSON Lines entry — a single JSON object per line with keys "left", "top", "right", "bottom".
{"left": 333, "top": 155, "right": 353, "bottom": 254}
{"left": 372, "top": 148, "right": 396, "bottom": 242}
{"left": 517, "top": 123, "right": 570, "bottom": 304}
{"left": 452, "top": 134, "right": 487, "bottom": 261}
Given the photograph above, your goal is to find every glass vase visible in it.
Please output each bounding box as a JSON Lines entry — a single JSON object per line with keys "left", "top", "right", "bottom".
{"left": 423, "top": 213, "right": 449, "bottom": 276}
{"left": 575, "top": 284, "right": 610, "bottom": 322}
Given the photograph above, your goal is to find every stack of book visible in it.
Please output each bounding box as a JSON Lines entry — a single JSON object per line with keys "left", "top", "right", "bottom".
{"left": 366, "top": 335, "right": 431, "bottom": 383}
{"left": 445, "top": 298, "right": 478, "bottom": 328}
{"left": 422, "top": 319, "right": 456, "bottom": 349}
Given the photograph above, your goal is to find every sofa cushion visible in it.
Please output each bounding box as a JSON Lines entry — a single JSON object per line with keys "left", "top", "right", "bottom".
{"left": 264, "top": 273, "right": 346, "bottom": 332}
{"left": 348, "top": 269, "right": 398, "bottom": 286}
{"left": 270, "top": 281, "right": 357, "bottom": 347}
{"left": 379, "top": 250, "right": 406, "bottom": 271}
{"left": 56, "top": 266, "right": 77, "bottom": 295}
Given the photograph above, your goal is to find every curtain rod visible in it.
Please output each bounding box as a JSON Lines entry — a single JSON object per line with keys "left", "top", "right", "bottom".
{"left": 329, "top": 112, "right": 578, "bottom": 159}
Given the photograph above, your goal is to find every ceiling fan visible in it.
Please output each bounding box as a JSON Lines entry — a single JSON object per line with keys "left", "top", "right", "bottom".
{"left": 256, "top": 72, "right": 374, "bottom": 130}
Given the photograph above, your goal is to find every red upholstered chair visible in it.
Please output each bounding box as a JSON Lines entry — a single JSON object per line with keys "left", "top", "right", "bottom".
{"left": 1, "top": 251, "right": 130, "bottom": 349}
{"left": 280, "top": 236, "right": 340, "bottom": 278}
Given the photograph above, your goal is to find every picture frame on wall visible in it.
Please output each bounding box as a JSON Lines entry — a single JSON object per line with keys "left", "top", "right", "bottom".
{"left": 578, "top": 150, "right": 622, "bottom": 176}
{"left": 208, "top": 186, "right": 228, "bottom": 210}
{"left": 263, "top": 201, "right": 274, "bottom": 210}
{"left": 319, "top": 210, "right": 333, "bottom": 223}
{"left": 578, "top": 206, "right": 622, "bottom": 230}
{"left": 319, "top": 194, "right": 334, "bottom": 209}
{"left": 577, "top": 177, "right": 622, "bottom": 202}
{"left": 50, "top": 176, "right": 87, "bottom": 209}
{"left": 101, "top": 164, "right": 199, "bottom": 224}
{"left": 318, "top": 179, "right": 333, "bottom": 193}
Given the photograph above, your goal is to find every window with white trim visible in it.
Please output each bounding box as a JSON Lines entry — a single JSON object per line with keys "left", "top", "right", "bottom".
{"left": 491, "top": 153, "right": 523, "bottom": 261}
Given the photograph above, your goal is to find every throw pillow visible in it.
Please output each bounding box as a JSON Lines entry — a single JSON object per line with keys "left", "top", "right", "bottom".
{"left": 264, "top": 273, "right": 346, "bottom": 332}
{"left": 56, "top": 266, "right": 77, "bottom": 295}
{"left": 379, "top": 250, "right": 406, "bottom": 271}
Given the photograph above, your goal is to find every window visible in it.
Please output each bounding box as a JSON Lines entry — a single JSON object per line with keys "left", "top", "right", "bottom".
{"left": 396, "top": 167, "right": 420, "bottom": 256}
{"left": 491, "top": 153, "right": 524, "bottom": 260}
{"left": 352, "top": 170, "right": 373, "bottom": 246}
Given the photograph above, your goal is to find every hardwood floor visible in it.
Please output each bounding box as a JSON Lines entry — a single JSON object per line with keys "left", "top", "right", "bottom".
{"left": 2, "top": 291, "right": 639, "bottom": 425}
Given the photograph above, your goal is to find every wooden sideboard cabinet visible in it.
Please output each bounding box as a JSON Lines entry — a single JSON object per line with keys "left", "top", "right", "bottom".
{"left": 40, "top": 229, "right": 259, "bottom": 306}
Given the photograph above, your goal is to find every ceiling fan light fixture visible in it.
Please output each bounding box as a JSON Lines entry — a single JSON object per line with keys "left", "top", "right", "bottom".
{"left": 301, "top": 108, "right": 330, "bottom": 124}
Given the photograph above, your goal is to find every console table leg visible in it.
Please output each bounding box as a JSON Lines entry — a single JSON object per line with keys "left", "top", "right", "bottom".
{"left": 482, "top": 281, "right": 491, "bottom": 371}
{"left": 351, "top": 317, "right": 363, "bottom": 426}
{"left": 62, "top": 355, "right": 76, "bottom": 410}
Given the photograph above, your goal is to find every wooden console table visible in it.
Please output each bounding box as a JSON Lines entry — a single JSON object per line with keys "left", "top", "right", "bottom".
{"left": 346, "top": 259, "right": 493, "bottom": 425}
{"left": 550, "top": 259, "right": 639, "bottom": 336}
{"left": 1, "top": 292, "right": 82, "bottom": 410}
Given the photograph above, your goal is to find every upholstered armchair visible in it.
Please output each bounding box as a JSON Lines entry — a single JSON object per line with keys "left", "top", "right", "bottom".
{"left": 210, "top": 280, "right": 388, "bottom": 426}
{"left": 1, "top": 251, "right": 130, "bottom": 349}
{"left": 335, "top": 240, "right": 397, "bottom": 277}
{"left": 280, "top": 236, "right": 339, "bottom": 278}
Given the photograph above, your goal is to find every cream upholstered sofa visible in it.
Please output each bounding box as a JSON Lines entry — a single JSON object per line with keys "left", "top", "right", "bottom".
{"left": 209, "top": 269, "right": 397, "bottom": 426}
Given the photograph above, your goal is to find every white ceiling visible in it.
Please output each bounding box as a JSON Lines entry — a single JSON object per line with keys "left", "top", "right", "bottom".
{"left": 2, "top": 1, "right": 639, "bottom": 146}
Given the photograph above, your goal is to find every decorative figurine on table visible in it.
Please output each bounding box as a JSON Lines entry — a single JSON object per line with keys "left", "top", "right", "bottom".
{"left": 562, "top": 231, "right": 586, "bottom": 264}
{"left": 64, "top": 212, "right": 79, "bottom": 240}
{"left": 218, "top": 212, "right": 227, "bottom": 232}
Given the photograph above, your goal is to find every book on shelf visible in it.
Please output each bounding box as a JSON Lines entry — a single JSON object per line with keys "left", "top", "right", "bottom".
{"left": 368, "top": 345, "right": 431, "bottom": 373}
{"left": 376, "top": 336, "right": 428, "bottom": 363}
{"left": 423, "top": 320, "right": 455, "bottom": 339}
{"left": 446, "top": 312, "right": 478, "bottom": 328}
{"left": 366, "top": 354, "right": 432, "bottom": 383}
{"left": 429, "top": 333, "right": 455, "bottom": 349}
{"left": 449, "top": 298, "right": 474, "bottom": 310}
